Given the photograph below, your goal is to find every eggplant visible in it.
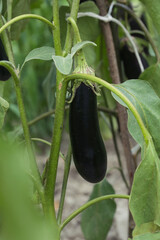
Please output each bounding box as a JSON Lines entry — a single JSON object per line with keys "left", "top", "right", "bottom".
{"left": 69, "top": 83, "right": 107, "bottom": 183}
{"left": 120, "top": 44, "right": 148, "bottom": 79}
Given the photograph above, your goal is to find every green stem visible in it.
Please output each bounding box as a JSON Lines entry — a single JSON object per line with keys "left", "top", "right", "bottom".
{"left": 44, "top": 82, "right": 67, "bottom": 214}
{"left": 7, "top": 0, "right": 13, "bottom": 22}
{"left": 31, "top": 137, "right": 65, "bottom": 160}
{"left": 28, "top": 108, "right": 57, "bottom": 126}
{"left": 64, "top": 0, "right": 80, "bottom": 55}
{"left": 31, "top": 137, "right": 51, "bottom": 147}
{"left": 57, "top": 144, "right": 72, "bottom": 224}
{"left": 60, "top": 194, "right": 129, "bottom": 231}
{"left": 44, "top": 0, "right": 64, "bottom": 222}
{"left": 64, "top": 74, "right": 151, "bottom": 144}
{"left": 0, "top": 14, "right": 55, "bottom": 35}
{"left": 52, "top": 0, "right": 62, "bottom": 56}
{"left": 67, "top": 17, "right": 81, "bottom": 43}
{"left": 44, "top": 0, "right": 80, "bottom": 220}
{"left": 114, "top": 3, "right": 160, "bottom": 62}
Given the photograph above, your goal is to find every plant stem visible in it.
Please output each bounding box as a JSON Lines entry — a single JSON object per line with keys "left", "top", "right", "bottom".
{"left": 64, "top": 0, "right": 80, "bottom": 55}
{"left": 31, "top": 138, "right": 65, "bottom": 160}
{"left": 57, "top": 144, "right": 72, "bottom": 224}
{"left": 52, "top": 0, "right": 62, "bottom": 56}
{"left": 67, "top": 17, "right": 81, "bottom": 43}
{"left": 7, "top": 0, "right": 13, "bottom": 31}
{"left": 44, "top": 0, "right": 80, "bottom": 216}
{"left": 64, "top": 73, "right": 151, "bottom": 144}
{"left": 0, "top": 14, "right": 55, "bottom": 35}
{"left": 44, "top": 0, "right": 64, "bottom": 221}
{"left": 60, "top": 194, "right": 130, "bottom": 231}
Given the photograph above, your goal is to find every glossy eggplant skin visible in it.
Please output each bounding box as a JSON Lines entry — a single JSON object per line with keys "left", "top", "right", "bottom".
{"left": 69, "top": 83, "right": 107, "bottom": 183}
{"left": 0, "top": 38, "right": 11, "bottom": 81}
{"left": 120, "top": 44, "right": 148, "bottom": 79}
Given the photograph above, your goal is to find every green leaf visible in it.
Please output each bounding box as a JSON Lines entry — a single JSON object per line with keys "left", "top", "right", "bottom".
{"left": 112, "top": 80, "right": 160, "bottom": 155}
{"left": 139, "top": 0, "right": 160, "bottom": 35}
{"left": 133, "top": 232, "right": 160, "bottom": 240}
{"left": 139, "top": 63, "right": 160, "bottom": 97}
{"left": 11, "top": 0, "right": 30, "bottom": 40}
{"left": 0, "top": 0, "right": 2, "bottom": 13}
{"left": 22, "top": 46, "right": 55, "bottom": 68}
{"left": 78, "top": 1, "right": 100, "bottom": 42}
{"left": 81, "top": 179, "right": 116, "bottom": 240}
{"left": 0, "top": 96, "right": 9, "bottom": 129}
{"left": 52, "top": 54, "right": 72, "bottom": 75}
{"left": 129, "top": 139, "right": 160, "bottom": 227}
{"left": 133, "top": 222, "right": 160, "bottom": 237}
{"left": 71, "top": 41, "right": 97, "bottom": 57}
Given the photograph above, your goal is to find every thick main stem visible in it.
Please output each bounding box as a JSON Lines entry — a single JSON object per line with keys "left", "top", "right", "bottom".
{"left": 96, "top": 0, "right": 135, "bottom": 186}
{"left": 44, "top": 0, "right": 80, "bottom": 222}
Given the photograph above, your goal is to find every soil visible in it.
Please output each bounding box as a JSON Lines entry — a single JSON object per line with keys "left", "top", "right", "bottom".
{"left": 38, "top": 132, "right": 132, "bottom": 240}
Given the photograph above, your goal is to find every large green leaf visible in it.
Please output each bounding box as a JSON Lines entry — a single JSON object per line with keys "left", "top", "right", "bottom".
{"left": 139, "top": 0, "right": 160, "bottom": 35}
{"left": 0, "top": 96, "right": 9, "bottom": 129}
{"left": 112, "top": 80, "right": 160, "bottom": 155}
{"left": 81, "top": 179, "right": 116, "bottom": 240}
{"left": 139, "top": 63, "right": 160, "bottom": 97}
{"left": 129, "top": 138, "right": 160, "bottom": 232}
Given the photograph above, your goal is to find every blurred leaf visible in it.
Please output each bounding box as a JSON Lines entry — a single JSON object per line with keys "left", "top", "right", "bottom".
{"left": 11, "top": 0, "right": 30, "bottom": 40}
{"left": 59, "top": 0, "right": 69, "bottom": 7}
{"left": 43, "top": 63, "right": 56, "bottom": 110}
{"left": 30, "top": 0, "right": 43, "bottom": 9}
{"left": 0, "top": 0, "right": 2, "bottom": 13}
{"left": 78, "top": 1, "right": 100, "bottom": 42}
{"left": 52, "top": 54, "right": 72, "bottom": 75}
{"left": 139, "top": 0, "right": 160, "bottom": 35}
{"left": 0, "top": 138, "right": 59, "bottom": 240}
{"left": 22, "top": 46, "right": 55, "bottom": 68}
{"left": 81, "top": 179, "right": 116, "bottom": 240}
{"left": 139, "top": 63, "right": 160, "bottom": 97}
{"left": 0, "top": 96, "right": 9, "bottom": 129}
{"left": 130, "top": 139, "right": 160, "bottom": 231}
{"left": 112, "top": 80, "right": 160, "bottom": 155}
{"left": 71, "top": 41, "right": 96, "bottom": 57}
